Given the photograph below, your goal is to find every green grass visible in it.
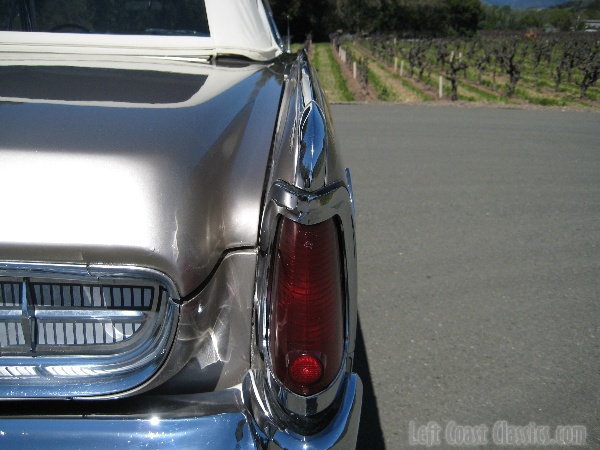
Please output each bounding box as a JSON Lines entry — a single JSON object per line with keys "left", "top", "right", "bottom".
{"left": 290, "top": 43, "right": 305, "bottom": 53}
{"left": 324, "top": 44, "right": 355, "bottom": 102}
{"left": 367, "top": 68, "right": 396, "bottom": 101}
{"left": 372, "top": 60, "right": 433, "bottom": 101}
{"left": 397, "top": 74, "right": 433, "bottom": 102}
{"left": 515, "top": 89, "right": 568, "bottom": 106}
{"left": 312, "top": 43, "right": 354, "bottom": 102}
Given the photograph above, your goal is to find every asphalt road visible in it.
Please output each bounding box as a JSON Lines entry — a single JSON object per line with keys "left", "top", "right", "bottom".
{"left": 331, "top": 104, "right": 600, "bottom": 449}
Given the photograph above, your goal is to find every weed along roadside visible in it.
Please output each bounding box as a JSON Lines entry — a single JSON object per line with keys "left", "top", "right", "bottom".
{"left": 310, "top": 43, "right": 355, "bottom": 102}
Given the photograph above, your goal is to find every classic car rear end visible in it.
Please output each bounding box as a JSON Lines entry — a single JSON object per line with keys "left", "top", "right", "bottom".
{"left": 0, "top": 0, "right": 361, "bottom": 448}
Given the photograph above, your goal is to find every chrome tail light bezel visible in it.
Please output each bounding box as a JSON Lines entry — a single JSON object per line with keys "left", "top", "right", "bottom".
{"left": 254, "top": 175, "right": 357, "bottom": 417}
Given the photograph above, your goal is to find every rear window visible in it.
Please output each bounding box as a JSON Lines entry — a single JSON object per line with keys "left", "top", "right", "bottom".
{"left": 0, "top": 0, "right": 210, "bottom": 36}
{"left": 0, "top": 65, "right": 208, "bottom": 103}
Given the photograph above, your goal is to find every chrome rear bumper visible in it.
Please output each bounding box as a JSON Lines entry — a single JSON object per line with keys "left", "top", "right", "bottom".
{"left": 0, "top": 373, "right": 361, "bottom": 449}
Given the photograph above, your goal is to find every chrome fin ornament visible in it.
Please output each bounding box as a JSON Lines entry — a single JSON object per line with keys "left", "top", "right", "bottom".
{"left": 297, "top": 100, "right": 327, "bottom": 190}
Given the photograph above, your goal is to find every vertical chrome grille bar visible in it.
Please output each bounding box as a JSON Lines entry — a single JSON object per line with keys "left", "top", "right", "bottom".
{"left": 20, "top": 280, "right": 36, "bottom": 352}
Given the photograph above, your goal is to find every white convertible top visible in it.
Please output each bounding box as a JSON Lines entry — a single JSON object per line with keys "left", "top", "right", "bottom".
{"left": 206, "top": 0, "right": 283, "bottom": 60}
{"left": 0, "top": 0, "right": 284, "bottom": 62}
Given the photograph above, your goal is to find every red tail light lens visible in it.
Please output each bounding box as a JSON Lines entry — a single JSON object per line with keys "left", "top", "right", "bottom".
{"left": 269, "top": 217, "right": 344, "bottom": 396}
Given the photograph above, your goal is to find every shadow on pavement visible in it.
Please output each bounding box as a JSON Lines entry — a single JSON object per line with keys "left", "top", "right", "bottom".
{"left": 354, "top": 315, "right": 386, "bottom": 449}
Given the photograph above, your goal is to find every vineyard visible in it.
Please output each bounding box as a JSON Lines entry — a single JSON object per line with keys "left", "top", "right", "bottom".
{"left": 310, "top": 34, "right": 600, "bottom": 108}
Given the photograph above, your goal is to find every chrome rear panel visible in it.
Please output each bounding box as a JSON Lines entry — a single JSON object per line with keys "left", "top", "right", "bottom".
{"left": 0, "top": 264, "right": 178, "bottom": 398}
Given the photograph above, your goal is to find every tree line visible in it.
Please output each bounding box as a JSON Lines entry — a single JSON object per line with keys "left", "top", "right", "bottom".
{"left": 481, "top": 1, "right": 600, "bottom": 31}
{"left": 268, "top": 0, "right": 484, "bottom": 41}
{"left": 268, "top": 0, "right": 600, "bottom": 41}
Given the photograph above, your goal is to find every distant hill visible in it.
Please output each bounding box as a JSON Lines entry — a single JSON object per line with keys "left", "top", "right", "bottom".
{"left": 556, "top": 0, "right": 600, "bottom": 11}
{"left": 482, "top": 0, "right": 571, "bottom": 8}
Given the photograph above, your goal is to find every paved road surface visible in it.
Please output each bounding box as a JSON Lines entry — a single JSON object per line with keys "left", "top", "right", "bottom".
{"left": 332, "top": 104, "right": 599, "bottom": 449}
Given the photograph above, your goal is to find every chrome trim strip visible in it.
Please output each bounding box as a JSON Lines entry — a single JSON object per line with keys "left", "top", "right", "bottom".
{"left": 0, "top": 262, "right": 180, "bottom": 300}
{"left": 346, "top": 167, "right": 356, "bottom": 218}
{"left": 1, "top": 310, "right": 146, "bottom": 320}
{"left": 29, "top": 310, "right": 146, "bottom": 320}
